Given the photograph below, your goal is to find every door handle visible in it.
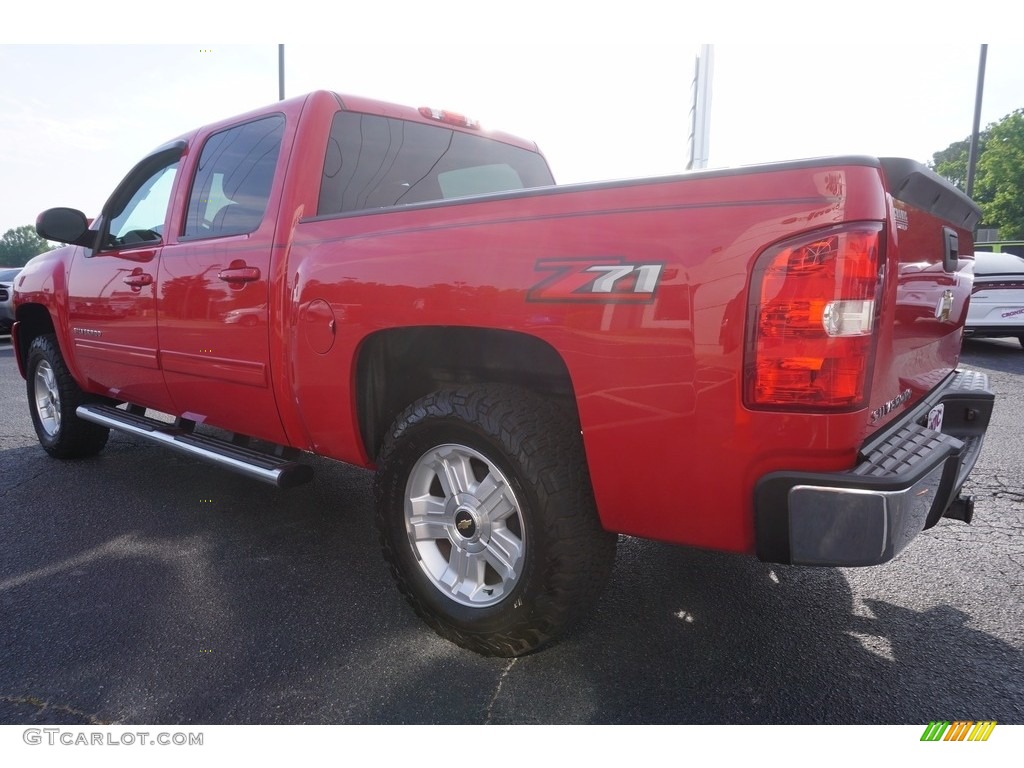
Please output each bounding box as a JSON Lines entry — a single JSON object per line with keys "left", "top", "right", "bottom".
{"left": 218, "top": 266, "right": 261, "bottom": 284}
{"left": 122, "top": 273, "right": 153, "bottom": 287}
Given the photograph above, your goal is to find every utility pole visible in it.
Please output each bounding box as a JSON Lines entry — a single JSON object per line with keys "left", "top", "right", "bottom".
{"left": 966, "top": 44, "right": 987, "bottom": 199}
{"left": 278, "top": 45, "right": 285, "bottom": 101}
{"left": 687, "top": 45, "right": 714, "bottom": 170}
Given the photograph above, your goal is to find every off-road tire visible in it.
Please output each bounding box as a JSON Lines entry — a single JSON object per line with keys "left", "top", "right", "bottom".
{"left": 26, "top": 334, "right": 110, "bottom": 459}
{"left": 374, "top": 386, "right": 617, "bottom": 657}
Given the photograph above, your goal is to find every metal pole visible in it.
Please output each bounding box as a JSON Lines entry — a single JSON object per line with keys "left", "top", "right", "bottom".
{"left": 966, "top": 44, "right": 988, "bottom": 199}
{"left": 687, "top": 45, "right": 714, "bottom": 170}
{"left": 278, "top": 44, "right": 285, "bottom": 101}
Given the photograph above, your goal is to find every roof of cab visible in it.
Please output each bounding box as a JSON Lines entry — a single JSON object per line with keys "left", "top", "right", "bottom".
{"left": 323, "top": 90, "right": 541, "bottom": 153}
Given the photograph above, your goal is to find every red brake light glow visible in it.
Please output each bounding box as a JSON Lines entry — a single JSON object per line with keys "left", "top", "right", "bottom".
{"left": 745, "top": 223, "right": 884, "bottom": 410}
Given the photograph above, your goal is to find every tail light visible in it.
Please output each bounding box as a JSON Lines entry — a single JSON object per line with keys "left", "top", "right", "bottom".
{"left": 745, "top": 223, "right": 885, "bottom": 410}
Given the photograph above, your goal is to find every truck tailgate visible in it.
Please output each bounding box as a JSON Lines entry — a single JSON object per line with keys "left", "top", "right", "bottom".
{"left": 867, "top": 158, "right": 982, "bottom": 437}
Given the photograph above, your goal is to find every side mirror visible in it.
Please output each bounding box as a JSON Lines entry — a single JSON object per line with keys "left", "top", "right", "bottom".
{"left": 36, "top": 207, "right": 94, "bottom": 247}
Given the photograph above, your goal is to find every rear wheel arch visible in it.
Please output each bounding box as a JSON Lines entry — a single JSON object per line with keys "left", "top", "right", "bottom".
{"left": 354, "top": 326, "right": 579, "bottom": 461}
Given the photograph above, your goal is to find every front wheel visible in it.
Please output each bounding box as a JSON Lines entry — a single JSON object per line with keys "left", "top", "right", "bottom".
{"left": 26, "top": 334, "right": 109, "bottom": 458}
{"left": 374, "top": 387, "right": 617, "bottom": 657}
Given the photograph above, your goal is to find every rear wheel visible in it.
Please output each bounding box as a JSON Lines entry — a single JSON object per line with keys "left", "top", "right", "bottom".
{"left": 26, "top": 334, "right": 109, "bottom": 458}
{"left": 374, "top": 386, "right": 616, "bottom": 656}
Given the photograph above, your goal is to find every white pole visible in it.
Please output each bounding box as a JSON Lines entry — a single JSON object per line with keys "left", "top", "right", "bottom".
{"left": 687, "top": 44, "right": 714, "bottom": 170}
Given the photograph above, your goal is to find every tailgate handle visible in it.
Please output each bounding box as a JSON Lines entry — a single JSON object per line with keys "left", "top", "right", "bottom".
{"left": 942, "top": 227, "right": 958, "bottom": 273}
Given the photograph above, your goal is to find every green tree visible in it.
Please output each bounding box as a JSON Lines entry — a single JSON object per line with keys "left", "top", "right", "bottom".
{"left": 975, "top": 109, "right": 1024, "bottom": 240}
{"left": 932, "top": 135, "right": 986, "bottom": 195}
{"left": 931, "top": 108, "right": 1024, "bottom": 239}
{"left": 0, "top": 225, "right": 54, "bottom": 267}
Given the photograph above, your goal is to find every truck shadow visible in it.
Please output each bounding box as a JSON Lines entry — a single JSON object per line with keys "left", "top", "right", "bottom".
{"left": 476, "top": 537, "right": 1024, "bottom": 724}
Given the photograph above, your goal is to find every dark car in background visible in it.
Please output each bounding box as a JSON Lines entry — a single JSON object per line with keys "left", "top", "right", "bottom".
{"left": 0, "top": 267, "right": 23, "bottom": 335}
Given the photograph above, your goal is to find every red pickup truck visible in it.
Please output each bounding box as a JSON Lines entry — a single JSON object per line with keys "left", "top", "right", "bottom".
{"left": 13, "top": 90, "right": 993, "bottom": 656}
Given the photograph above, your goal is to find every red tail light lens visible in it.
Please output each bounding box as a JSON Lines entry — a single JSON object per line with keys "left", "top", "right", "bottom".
{"left": 745, "top": 223, "right": 884, "bottom": 410}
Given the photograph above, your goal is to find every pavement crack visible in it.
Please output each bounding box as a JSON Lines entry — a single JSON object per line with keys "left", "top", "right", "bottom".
{"left": 1, "top": 694, "right": 114, "bottom": 725}
{"left": 484, "top": 659, "right": 517, "bottom": 725}
{"left": 0, "top": 468, "right": 48, "bottom": 499}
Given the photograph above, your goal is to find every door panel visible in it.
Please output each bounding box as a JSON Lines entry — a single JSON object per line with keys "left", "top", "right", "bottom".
{"left": 156, "top": 113, "right": 287, "bottom": 444}
{"left": 157, "top": 236, "right": 283, "bottom": 442}
{"left": 66, "top": 158, "right": 179, "bottom": 409}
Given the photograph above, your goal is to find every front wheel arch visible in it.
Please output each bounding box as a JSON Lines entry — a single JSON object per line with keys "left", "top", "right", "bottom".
{"left": 13, "top": 302, "right": 58, "bottom": 376}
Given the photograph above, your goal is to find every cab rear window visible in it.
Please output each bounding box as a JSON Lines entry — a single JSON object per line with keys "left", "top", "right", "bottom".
{"left": 317, "top": 111, "right": 552, "bottom": 216}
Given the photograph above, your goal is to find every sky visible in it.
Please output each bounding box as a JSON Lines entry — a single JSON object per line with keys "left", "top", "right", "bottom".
{"left": 1, "top": 6, "right": 1021, "bottom": 237}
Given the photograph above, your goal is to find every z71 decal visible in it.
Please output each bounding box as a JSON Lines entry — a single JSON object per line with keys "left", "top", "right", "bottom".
{"left": 528, "top": 258, "right": 665, "bottom": 303}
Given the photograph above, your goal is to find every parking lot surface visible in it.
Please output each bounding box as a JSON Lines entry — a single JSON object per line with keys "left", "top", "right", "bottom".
{"left": 0, "top": 336, "right": 1021, "bottom": 724}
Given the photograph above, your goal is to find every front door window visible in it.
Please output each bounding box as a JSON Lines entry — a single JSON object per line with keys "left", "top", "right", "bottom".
{"left": 104, "top": 163, "right": 178, "bottom": 249}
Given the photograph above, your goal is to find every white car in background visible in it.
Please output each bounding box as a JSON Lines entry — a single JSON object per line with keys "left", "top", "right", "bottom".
{"left": 965, "top": 251, "right": 1024, "bottom": 348}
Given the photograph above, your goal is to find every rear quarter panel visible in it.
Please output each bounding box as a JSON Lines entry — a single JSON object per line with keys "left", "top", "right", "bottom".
{"left": 287, "top": 161, "right": 889, "bottom": 554}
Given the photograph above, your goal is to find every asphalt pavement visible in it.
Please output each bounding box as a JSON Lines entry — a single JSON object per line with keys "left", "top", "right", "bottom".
{"left": 0, "top": 335, "right": 1021, "bottom": 725}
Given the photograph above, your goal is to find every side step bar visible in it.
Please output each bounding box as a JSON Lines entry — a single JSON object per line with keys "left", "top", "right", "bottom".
{"left": 76, "top": 404, "right": 314, "bottom": 489}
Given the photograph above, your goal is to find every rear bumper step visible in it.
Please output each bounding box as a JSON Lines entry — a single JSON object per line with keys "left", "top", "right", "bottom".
{"left": 76, "top": 404, "right": 313, "bottom": 489}
{"left": 755, "top": 368, "right": 994, "bottom": 566}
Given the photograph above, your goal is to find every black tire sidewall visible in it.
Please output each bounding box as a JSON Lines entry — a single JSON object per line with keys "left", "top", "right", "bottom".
{"left": 26, "top": 337, "right": 65, "bottom": 451}
{"left": 376, "top": 386, "right": 616, "bottom": 656}
{"left": 25, "top": 334, "right": 108, "bottom": 457}
{"left": 378, "top": 414, "right": 551, "bottom": 639}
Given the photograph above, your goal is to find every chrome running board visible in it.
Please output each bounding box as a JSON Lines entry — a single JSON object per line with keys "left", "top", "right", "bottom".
{"left": 76, "top": 403, "right": 313, "bottom": 488}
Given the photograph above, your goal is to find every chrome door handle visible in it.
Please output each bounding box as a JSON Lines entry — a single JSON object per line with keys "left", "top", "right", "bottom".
{"left": 122, "top": 273, "right": 153, "bottom": 287}
{"left": 218, "top": 266, "right": 261, "bottom": 284}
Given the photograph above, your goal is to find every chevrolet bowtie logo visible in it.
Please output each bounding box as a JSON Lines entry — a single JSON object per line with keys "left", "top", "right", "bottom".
{"left": 936, "top": 289, "right": 955, "bottom": 322}
{"left": 457, "top": 518, "right": 473, "bottom": 532}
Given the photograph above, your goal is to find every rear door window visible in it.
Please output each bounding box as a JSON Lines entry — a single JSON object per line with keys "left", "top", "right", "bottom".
{"left": 183, "top": 114, "right": 285, "bottom": 239}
